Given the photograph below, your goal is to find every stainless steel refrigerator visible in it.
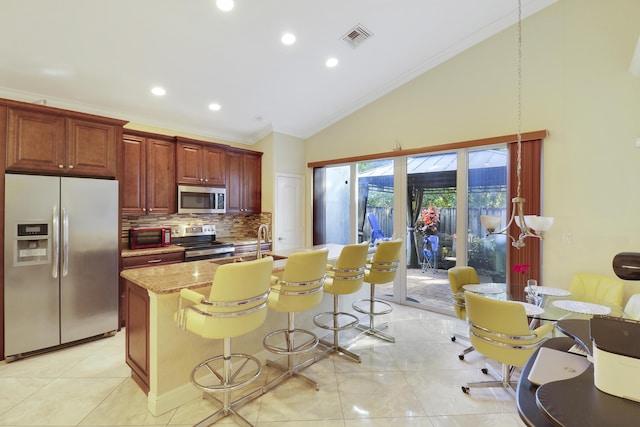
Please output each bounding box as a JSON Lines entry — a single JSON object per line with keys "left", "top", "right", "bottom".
{"left": 4, "top": 174, "right": 119, "bottom": 359}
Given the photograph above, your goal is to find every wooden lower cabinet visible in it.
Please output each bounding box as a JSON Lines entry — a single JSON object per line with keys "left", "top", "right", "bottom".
{"left": 121, "top": 251, "right": 183, "bottom": 392}
{"left": 125, "top": 279, "right": 150, "bottom": 393}
{"left": 119, "top": 251, "right": 184, "bottom": 326}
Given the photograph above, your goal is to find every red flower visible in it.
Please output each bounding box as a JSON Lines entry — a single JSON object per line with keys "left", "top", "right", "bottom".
{"left": 513, "top": 264, "right": 531, "bottom": 274}
{"left": 417, "top": 205, "right": 440, "bottom": 235}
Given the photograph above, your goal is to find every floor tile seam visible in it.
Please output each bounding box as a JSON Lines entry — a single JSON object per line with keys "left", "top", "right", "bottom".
{"left": 75, "top": 377, "right": 130, "bottom": 427}
{"left": 0, "top": 376, "right": 57, "bottom": 419}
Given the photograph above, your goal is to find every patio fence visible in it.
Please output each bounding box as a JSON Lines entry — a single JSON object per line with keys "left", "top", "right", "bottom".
{"left": 364, "top": 207, "right": 505, "bottom": 240}
{"left": 364, "top": 206, "right": 507, "bottom": 274}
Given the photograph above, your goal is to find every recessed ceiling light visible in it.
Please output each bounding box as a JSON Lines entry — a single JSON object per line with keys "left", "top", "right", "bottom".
{"left": 151, "top": 87, "right": 166, "bottom": 96}
{"left": 216, "top": 0, "right": 234, "bottom": 11}
{"left": 208, "top": 103, "right": 221, "bottom": 111}
{"left": 326, "top": 57, "right": 339, "bottom": 68}
{"left": 281, "top": 33, "right": 296, "bottom": 45}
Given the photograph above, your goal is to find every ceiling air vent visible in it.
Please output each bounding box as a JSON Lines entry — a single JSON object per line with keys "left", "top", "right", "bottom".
{"left": 341, "top": 24, "right": 373, "bottom": 49}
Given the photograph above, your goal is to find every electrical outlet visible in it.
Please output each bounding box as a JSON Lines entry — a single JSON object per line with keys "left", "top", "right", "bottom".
{"left": 562, "top": 233, "right": 573, "bottom": 245}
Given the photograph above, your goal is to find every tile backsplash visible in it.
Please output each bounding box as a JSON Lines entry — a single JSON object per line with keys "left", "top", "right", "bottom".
{"left": 121, "top": 212, "right": 272, "bottom": 243}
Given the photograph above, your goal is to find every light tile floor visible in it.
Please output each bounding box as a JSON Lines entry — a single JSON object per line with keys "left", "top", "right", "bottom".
{"left": 0, "top": 304, "right": 527, "bottom": 426}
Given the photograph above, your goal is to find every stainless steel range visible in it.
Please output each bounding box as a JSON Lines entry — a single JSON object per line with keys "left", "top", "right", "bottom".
{"left": 173, "top": 224, "right": 235, "bottom": 261}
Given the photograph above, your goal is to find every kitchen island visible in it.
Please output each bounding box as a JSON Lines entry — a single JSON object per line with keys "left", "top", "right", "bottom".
{"left": 120, "top": 243, "right": 369, "bottom": 416}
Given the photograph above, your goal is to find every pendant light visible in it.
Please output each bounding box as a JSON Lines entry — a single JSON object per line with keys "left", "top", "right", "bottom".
{"left": 480, "top": 0, "right": 553, "bottom": 249}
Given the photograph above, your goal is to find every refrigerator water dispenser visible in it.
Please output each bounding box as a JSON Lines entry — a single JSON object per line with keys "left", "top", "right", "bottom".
{"left": 14, "top": 223, "right": 50, "bottom": 266}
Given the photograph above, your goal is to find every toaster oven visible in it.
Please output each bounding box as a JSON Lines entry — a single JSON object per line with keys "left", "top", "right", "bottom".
{"left": 128, "top": 227, "right": 172, "bottom": 249}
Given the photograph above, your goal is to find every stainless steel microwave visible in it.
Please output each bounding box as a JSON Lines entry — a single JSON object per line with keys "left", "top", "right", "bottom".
{"left": 177, "top": 185, "right": 226, "bottom": 214}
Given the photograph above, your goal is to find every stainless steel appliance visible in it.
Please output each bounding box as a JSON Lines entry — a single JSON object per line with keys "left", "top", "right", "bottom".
{"left": 4, "top": 174, "right": 119, "bottom": 360}
{"left": 177, "top": 185, "right": 226, "bottom": 214}
{"left": 128, "top": 226, "right": 172, "bottom": 249}
{"left": 173, "top": 224, "right": 234, "bottom": 261}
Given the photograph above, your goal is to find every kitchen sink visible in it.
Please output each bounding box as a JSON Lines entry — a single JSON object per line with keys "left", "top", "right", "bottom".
{"left": 210, "top": 254, "right": 288, "bottom": 265}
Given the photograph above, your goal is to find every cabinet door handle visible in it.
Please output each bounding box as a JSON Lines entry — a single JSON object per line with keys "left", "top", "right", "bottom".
{"left": 147, "top": 259, "right": 163, "bottom": 264}
{"left": 68, "top": 165, "right": 73, "bottom": 169}
{"left": 58, "top": 164, "right": 64, "bottom": 168}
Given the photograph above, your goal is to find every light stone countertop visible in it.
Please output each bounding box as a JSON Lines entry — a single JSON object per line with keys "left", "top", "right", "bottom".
{"left": 120, "top": 243, "right": 353, "bottom": 294}
{"left": 120, "top": 255, "right": 289, "bottom": 294}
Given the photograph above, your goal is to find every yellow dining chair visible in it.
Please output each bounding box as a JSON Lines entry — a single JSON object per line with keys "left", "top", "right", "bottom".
{"left": 447, "top": 266, "right": 480, "bottom": 360}
{"left": 353, "top": 239, "right": 403, "bottom": 343}
{"left": 624, "top": 294, "right": 640, "bottom": 320}
{"left": 569, "top": 272, "right": 624, "bottom": 308}
{"left": 175, "top": 256, "right": 273, "bottom": 427}
{"left": 313, "top": 242, "right": 369, "bottom": 363}
{"left": 461, "top": 291, "right": 553, "bottom": 394}
{"left": 263, "top": 248, "right": 329, "bottom": 391}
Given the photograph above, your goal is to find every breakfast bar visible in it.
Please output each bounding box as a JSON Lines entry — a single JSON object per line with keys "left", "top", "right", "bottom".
{"left": 120, "top": 244, "right": 368, "bottom": 416}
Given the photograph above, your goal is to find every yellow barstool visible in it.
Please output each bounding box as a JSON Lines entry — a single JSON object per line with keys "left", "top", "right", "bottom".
{"left": 175, "top": 256, "right": 273, "bottom": 427}
{"left": 352, "top": 239, "right": 403, "bottom": 343}
{"left": 313, "top": 242, "right": 369, "bottom": 363}
{"left": 263, "top": 248, "right": 328, "bottom": 390}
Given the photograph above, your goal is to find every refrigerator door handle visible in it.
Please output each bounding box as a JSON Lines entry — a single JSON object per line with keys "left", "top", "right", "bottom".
{"left": 52, "top": 205, "right": 59, "bottom": 279}
{"left": 62, "top": 207, "right": 69, "bottom": 277}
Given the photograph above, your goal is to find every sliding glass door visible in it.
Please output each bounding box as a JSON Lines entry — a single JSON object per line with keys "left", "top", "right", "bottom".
{"left": 319, "top": 165, "right": 351, "bottom": 244}
{"left": 404, "top": 147, "right": 507, "bottom": 312}
{"left": 467, "top": 147, "right": 508, "bottom": 283}
{"left": 358, "top": 160, "right": 395, "bottom": 298}
{"left": 313, "top": 144, "right": 511, "bottom": 315}
{"left": 406, "top": 152, "right": 458, "bottom": 310}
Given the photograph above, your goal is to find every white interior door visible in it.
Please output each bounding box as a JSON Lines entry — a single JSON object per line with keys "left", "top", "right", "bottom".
{"left": 275, "top": 173, "right": 304, "bottom": 251}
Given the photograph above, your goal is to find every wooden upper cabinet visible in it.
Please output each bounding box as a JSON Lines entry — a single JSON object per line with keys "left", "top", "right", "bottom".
{"left": 6, "top": 107, "right": 66, "bottom": 174}
{"left": 146, "top": 138, "right": 176, "bottom": 214}
{"left": 203, "top": 146, "right": 226, "bottom": 185}
{"left": 122, "top": 132, "right": 176, "bottom": 215}
{"left": 176, "top": 142, "right": 202, "bottom": 185}
{"left": 122, "top": 135, "right": 145, "bottom": 214}
{"left": 226, "top": 148, "right": 262, "bottom": 213}
{"left": 176, "top": 137, "right": 226, "bottom": 186}
{"left": 67, "top": 118, "right": 117, "bottom": 176}
{"left": 5, "top": 103, "right": 125, "bottom": 177}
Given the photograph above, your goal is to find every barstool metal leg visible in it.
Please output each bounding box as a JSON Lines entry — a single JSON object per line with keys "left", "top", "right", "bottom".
{"left": 191, "top": 337, "right": 264, "bottom": 427}
{"left": 315, "top": 294, "right": 361, "bottom": 363}
{"left": 264, "top": 312, "right": 320, "bottom": 391}
{"left": 353, "top": 283, "right": 395, "bottom": 343}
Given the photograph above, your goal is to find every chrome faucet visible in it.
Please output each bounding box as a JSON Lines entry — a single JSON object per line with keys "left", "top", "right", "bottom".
{"left": 257, "top": 224, "right": 270, "bottom": 259}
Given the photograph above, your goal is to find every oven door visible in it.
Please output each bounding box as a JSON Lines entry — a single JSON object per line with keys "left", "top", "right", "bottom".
{"left": 184, "top": 246, "right": 235, "bottom": 262}
{"left": 178, "top": 185, "right": 226, "bottom": 214}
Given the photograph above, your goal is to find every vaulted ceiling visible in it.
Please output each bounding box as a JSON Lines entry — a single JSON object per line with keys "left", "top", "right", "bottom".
{"left": 0, "top": 0, "right": 556, "bottom": 144}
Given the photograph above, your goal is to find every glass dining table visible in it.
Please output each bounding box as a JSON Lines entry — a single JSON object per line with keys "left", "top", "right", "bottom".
{"left": 460, "top": 283, "right": 627, "bottom": 322}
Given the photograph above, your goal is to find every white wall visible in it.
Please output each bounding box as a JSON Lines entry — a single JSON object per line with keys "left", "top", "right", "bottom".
{"left": 255, "top": 131, "right": 305, "bottom": 214}
{"left": 304, "top": 0, "right": 640, "bottom": 300}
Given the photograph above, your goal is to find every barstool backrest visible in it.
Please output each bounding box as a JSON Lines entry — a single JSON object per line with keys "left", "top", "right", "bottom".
{"left": 365, "top": 239, "right": 402, "bottom": 285}
{"left": 269, "top": 248, "right": 329, "bottom": 313}
{"left": 181, "top": 256, "right": 273, "bottom": 339}
{"left": 326, "top": 242, "right": 369, "bottom": 295}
